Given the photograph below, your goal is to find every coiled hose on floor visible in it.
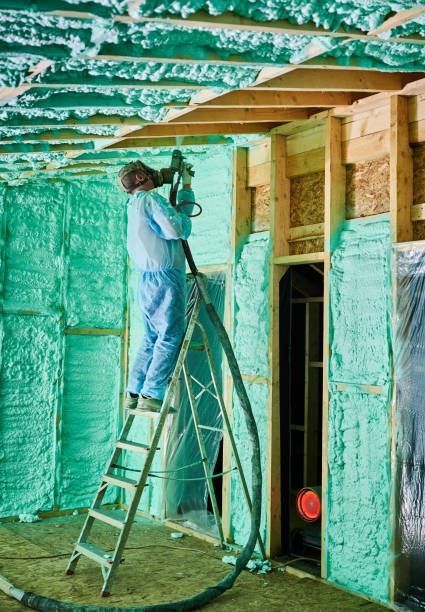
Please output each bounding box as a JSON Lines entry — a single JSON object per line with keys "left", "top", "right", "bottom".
{"left": 0, "top": 246, "right": 263, "bottom": 612}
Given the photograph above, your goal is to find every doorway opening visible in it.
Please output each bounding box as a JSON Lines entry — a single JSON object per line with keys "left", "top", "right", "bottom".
{"left": 279, "top": 263, "right": 324, "bottom": 575}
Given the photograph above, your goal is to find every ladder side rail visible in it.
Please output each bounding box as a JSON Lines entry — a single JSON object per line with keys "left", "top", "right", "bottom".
{"left": 198, "top": 323, "right": 267, "bottom": 559}
{"left": 66, "top": 413, "right": 137, "bottom": 575}
{"left": 100, "top": 293, "right": 203, "bottom": 594}
{"left": 182, "top": 362, "right": 226, "bottom": 548}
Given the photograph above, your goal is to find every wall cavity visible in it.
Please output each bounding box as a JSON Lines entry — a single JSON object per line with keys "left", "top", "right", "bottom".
{"left": 327, "top": 215, "right": 392, "bottom": 602}
{"left": 0, "top": 177, "right": 127, "bottom": 518}
{"left": 231, "top": 232, "right": 271, "bottom": 545}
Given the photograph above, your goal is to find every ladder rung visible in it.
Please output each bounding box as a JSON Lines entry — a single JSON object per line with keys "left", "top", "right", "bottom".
{"left": 103, "top": 474, "right": 138, "bottom": 490}
{"left": 189, "top": 343, "right": 205, "bottom": 351}
{"left": 198, "top": 425, "right": 223, "bottom": 433}
{"left": 89, "top": 509, "right": 125, "bottom": 529}
{"left": 127, "top": 408, "right": 162, "bottom": 418}
{"left": 116, "top": 440, "right": 153, "bottom": 453}
{"left": 75, "top": 542, "right": 113, "bottom": 568}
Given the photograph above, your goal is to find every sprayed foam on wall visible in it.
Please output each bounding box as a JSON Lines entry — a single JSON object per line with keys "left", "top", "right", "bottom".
{"left": 0, "top": 177, "right": 127, "bottom": 517}
{"left": 230, "top": 232, "right": 271, "bottom": 545}
{"left": 59, "top": 334, "right": 121, "bottom": 509}
{"left": 327, "top": 215, "right": 392, "bottom": 602}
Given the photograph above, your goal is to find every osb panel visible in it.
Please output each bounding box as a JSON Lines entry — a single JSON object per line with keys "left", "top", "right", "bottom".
{"left": 413, "top": 145, "right": 425, "bottom": 205}
{"left": 251, "top": 184, "right": 270, "bottom": 232}
{"left": 413, "top": 221, "right": 425, "bottom": 241}
{"left": 346, "top": 155, "right": 390, "bottom": 219}
{"left": 289, "top": 237, "right": 324, "bottom": 255}
{"left": 290, "top": 171, "right": 324, "bottom": 227}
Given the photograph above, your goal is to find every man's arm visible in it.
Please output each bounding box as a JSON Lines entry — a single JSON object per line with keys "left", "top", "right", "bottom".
{"left": 147, "top": 191, "right": 192, "bottom": 240}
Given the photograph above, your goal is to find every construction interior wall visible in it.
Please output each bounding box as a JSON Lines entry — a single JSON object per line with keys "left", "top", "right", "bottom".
{"left": 327, "top": 215, "right": 392, "bottom": 601}
{"left": 0, "top": 177, "right": 127, "bottom": 517}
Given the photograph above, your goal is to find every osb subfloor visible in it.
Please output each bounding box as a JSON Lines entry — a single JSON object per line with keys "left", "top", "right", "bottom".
{"left": 0, "top": 515, "right": 385, "bottom": 611}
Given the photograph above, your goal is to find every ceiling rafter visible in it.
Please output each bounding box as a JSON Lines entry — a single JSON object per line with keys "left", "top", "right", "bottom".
{"left": 368, "top": 6, "right": 425, "bottom": 37}
{"left": 40, "top": 7, "right": 425, "bottom": 45}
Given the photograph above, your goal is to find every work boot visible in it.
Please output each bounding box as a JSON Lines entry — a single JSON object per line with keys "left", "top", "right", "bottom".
{"left": 137, "top": 396, "right": 176, "bottom": 414}
{"left": 125, "top": 393, "right": 139, "bottom": 410}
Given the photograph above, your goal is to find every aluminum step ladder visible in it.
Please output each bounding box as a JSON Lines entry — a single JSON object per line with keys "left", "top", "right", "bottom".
{"left": 65, "top": 283, "right": 266, "bottom": 596}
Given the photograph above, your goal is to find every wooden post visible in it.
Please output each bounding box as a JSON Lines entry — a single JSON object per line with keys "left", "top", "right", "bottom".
{"left": 267, "top": 134, "right": 290, "bottom": 557}
{"left": 390, "top": 95, "right": 413, "bottom": 243}
{"left": 322, "top": 115, "right": 346, "bottom": 578}
{"left": 388, "top": 95, "right": 413, "bottom": 603}
{"left": 222, "top": 147, "right": 251, "bottom": 542}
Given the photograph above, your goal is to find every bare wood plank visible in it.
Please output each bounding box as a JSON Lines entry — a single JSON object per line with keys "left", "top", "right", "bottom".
{"left": 168, "top": 108, "right": 310, "bottom": 123}
{"left": 409, "top": 118, "right": 425, "bottom": 144}
{"left": 231, "top": 148, "right": 252, "bottom": 254}
{"left": 248, "top": 139, "right": 271, "bottom": 168}
{"left": 342, "top": 103, "right": 391, "bottom": 141}
{"left": 368, "top": 6, "right": 425, "bottom": 36}
{"left": 185, "top": 90, "right": 356, "bottom": 109}
{"left": 325, "top": 116, "right": 346, "bottom": 252}
{"left": 289, "top": 223, "right": 324, "bottom": 241}
{"left": 267, "top": 134, "right": 289, "bottom": 556}
{"left": 411, "top": 203, "right": 425, "bottom": 221}
{"left": 251, "top": 69, "right": 405, "bottom": 93}
{"left": 274, "top": 252, "right": 325, "bottom": 265}
{"left": 342, "top": 130, "right": 390, "bottom": 164}
{"left": 286, "top": 148, "right": 325, "bottom": 177}
{"left": 286, "top": 125, "right": 326, "bottom": 156}
{"left": 322, "top": 115, "right": 346, "bottom": 579}
{"left": 247, "top": 162, "right": 271, "bottom": 187}
{"left": 106, "top": 123, "right": 275, "bottom": 143}
{"left": 390, "top": 96, "right": 413, "bottom": 243}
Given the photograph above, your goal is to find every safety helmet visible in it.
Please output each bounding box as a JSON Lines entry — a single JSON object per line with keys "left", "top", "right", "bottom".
{"left": 118, "top": 160, "right": 163, "bottom": 193}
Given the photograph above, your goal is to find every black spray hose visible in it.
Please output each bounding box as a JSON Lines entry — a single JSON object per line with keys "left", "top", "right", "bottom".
{"left": 0, "top": 180, "right": 263, "bottom": 612}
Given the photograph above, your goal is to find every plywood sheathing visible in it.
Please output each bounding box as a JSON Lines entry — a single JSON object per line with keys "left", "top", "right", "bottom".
{"left": 289, "top": 237, "right": 324, "bottom": 255}
{"left": 346, "top": 156, "right": 390, "bottom": 219}
{"left": 290, "top": 171, "right": 325, "bottom": 226}
{"left": 251, "top": 185, "right": 271, "bottom": 232}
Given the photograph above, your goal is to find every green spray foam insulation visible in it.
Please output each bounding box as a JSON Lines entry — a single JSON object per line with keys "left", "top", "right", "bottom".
{"left": 231, "top": 232, "right": 271, "bottom": 546}
{"left": 327, "top": 214, "right": 392, "bottom": 602}
{"left": 0, "top": 176, "right": 127, "bottom": 517}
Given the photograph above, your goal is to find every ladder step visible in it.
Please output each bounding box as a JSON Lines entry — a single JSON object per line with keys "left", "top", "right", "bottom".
{"left": 128, "top": 408, "right": 162, "bottom": 418}
{"left": 103, "top": 474, "right": 138, "bottom": 490}
{"left": 116, "top": 440, "right": 153, "bottom": 453}
{"left": 75, "top": 542, "right": 113, "bottom": 568}
{"left": 189, "top": 343, "right": 205, "bottom": 351}
{"left": 89, "top": 509, "right": 125, "bottom": 530}
{"left": 198, "top": 425, "right": 223, "bottom": 433}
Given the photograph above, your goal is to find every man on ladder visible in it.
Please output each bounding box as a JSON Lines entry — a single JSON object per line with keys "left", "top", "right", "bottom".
{"left": 118, "top": 158, "right": 195, "bottom": 413}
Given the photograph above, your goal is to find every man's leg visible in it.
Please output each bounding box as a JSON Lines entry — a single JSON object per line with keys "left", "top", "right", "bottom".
{"left": 141, "top": 269, "right": 186, "bottom": 402}
{"left": 127, "top": 273, "right": 157, "bottom": 396}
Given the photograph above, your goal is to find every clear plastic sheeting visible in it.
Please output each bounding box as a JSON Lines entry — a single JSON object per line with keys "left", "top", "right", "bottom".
{"left": 164, "top": 272, "right": 226, "bottom": 537}
{"left": 395, "top": 245, "right": 425, "bottom": 610}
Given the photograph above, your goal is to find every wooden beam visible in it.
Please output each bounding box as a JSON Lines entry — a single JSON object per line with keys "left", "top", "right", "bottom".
{"left": 252, "top": 69, "right": 405, "bottom": 92}
{"left": 322, "top": 115, "right": 346, "bottom": 580}
{"left": 368, "top": 6, "right": 425, "bottom": 36}
{"left": 0, "top": 115, "right": 150, "bottom": 128}
{"left": 267, "top": 134, "right": 289, "bottom": 558}
{"left": 178, "top": 90, "right": 358, "bottom": 109}
{"left": 105, "top": 122, "right": 275, "bottom": 146}
{"left": 168, "top": 108, "right": 310, "bottom": 123}
{"left": 390, "top": 95, "right": 413, "bottom": 243}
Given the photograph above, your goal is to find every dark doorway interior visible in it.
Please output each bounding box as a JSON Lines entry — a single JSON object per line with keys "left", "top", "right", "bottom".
{"left": 279, "top": 263, "right": 324, "bottom": 575}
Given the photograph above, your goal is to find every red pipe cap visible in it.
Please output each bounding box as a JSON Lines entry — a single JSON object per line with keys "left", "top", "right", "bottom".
{"left": 296, "top": 488, "right": 321, "bottom": 523}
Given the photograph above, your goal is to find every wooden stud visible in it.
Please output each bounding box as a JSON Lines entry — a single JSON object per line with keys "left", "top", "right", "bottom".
{"left": 322, "top": 114, "right": 346, "bottom": 579}
{"left": 267, "top": 134, "right": 290, "bottom": 557}
{"left": 390, "top": 96, "right": 413, "bottom": 243}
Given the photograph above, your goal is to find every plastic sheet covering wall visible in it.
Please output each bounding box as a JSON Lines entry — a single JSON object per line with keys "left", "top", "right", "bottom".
{"left": 395, "top": 245, "right": 425, "bottom": 610}
{"left": 164, "top": 273, "right": 226, "bottom": 536}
